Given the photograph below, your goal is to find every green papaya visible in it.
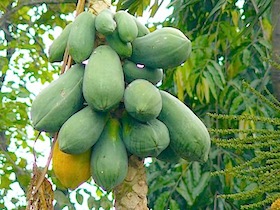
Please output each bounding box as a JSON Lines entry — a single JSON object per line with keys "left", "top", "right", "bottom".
{"left": 158, "top": 90, "right": 211, "bottom": 162}
{"left": 48, "top": 23, "right": 72, "bottom": 63}
{"left": 57, "top": 106, "right": 108, "bottom": 155}
{"left": 157, "top": 145, "right": 180, "bottom": 163}
{"left": 122, "top": 114, "right": 170, "bottom": 158}
{"left": 130, "top": 27, "right": 192, "bottom": 69}
{"left": 123, "top": 60, "right": 163, "bottom": 85}
{"left": 95, "top": 9, "right": 116, "bottom": 36}
{"left": 31, "top": 64, "right": 85, "bottom": 132}
{"left": 124, "top": 79, "right": 162, "bottom": 122}
{"left": 105, "top": 30, "right": 132, "bottom": 58}
{"left": 114, "top": 10, "right": 138, "bottom": 42}
{"left": 90, "top": 118, "right": 128, "bottom": 191}
{"left": 68, "top": 12, "right": 96, "bottom": 63}
{"left": 83, "top": 45, "right": 125, "bottom": 112}
{"left": 133, "top": 17, "right": 150, "bottom": 37}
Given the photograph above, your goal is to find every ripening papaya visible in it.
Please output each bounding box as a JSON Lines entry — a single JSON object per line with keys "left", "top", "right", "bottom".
{"left": 52, "top": 141, "right": 91, "bottom": 190}
{"left": 130, "top": 27, "right": 192, "bottom": 69}
{"left": 30, "top": 64, "right": 85, "bottom": 133}
{"left": 105, "top": 30, "right": 132, "bottom": 58}
{"left": 158, "top": 90, "right": 211, "bottom": 162}
{"left": 83, "top": 45, "right": 124, "bottom": 112}
{"left": 157, "top": 145, "right": 181, "bottom": 163}
{"left": 90, "top": 118, "right": 128, "bottom": 191}
{"left": 95, "top": 9, "right": 116, "bottom": 36}
{"left": 57, "top": 106, "right": 108, "bottom": 155}
{"left": 133, "top": 17, "right": 150, "bottom": 37}
{"left": 68, "top": 12, "right": 96, "bottom": 63}
{"left": 124, "top": 79, "right": 162, "bottom": 122}
{"left": 122, "top": 60, "right": 163, "bottom": 85}
{"left": 114, "top": 10, "right": 138, "bottom": 42}
{"left": 48, "top": 23, "right": 73, "bottom": 63}
{"left": 122, "top": 114, "right": 170, "bottom": 158}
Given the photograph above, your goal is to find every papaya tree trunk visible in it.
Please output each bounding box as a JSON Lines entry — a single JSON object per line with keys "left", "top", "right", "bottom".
{"left": 113, "top": 155, "right": 148, "bottom": 210}
{"left": 88, "top": 1, "right": 149, "bottom": 209}
{"left": 272, "top": 0, "right": 280, "bottom": 101}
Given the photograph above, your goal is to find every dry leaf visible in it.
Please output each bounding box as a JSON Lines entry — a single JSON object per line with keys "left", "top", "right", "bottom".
{"left": 26, "top": 164, "right": 54, "bottom": 210}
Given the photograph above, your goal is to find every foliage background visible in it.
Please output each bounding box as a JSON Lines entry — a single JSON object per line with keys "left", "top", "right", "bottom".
{"left": 0, "top": 0, "right": 277, "bottom": 209}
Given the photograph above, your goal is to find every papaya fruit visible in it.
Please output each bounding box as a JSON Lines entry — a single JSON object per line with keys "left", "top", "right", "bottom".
{"left": 48, "top": 23, "right": 72, "bottom": 63}
{"left": 83, "top": 45, "right": 124, "bottom": 112}
{"left": 158, "top": 90, "right": 211, "bottom": 162}
{"left": 114, "top": 11, "right": 138, "bottom": 42}
{"left": 134, "top": 17, "right": 150, "bottom": 37}
{"left": 31, "top": 64, "right": 85, "bottom": 132}
{"left": 57, "top": 106, "right": 108, "bottom": 155}
{"left": 68, "top": 12, "right": 96, "bottom": 63}
{"left": 52, "top": 141, "right": 91, "bottom": 190}
{"left": 130, "top": 27, "right": 192, "bottom": 69}
{"left": 123, "top": 60, "right": 163, "bottom": 85}
{"left": 90, "top": 118, "right": 128, "bottom": 191}
{"left": 95, "top": 9, "right": 116, "bottom": 36}
{"left": 122, "top": 114, "right": 170, "bottom": 158}
{"left": 124, "top": 79, "right": 162, "bottom": 122}
{"left": 157, "top": 145, "right": 180, "bottom": 163}
{"left": 105, "top": 30, "right": 132, "bottom": 58}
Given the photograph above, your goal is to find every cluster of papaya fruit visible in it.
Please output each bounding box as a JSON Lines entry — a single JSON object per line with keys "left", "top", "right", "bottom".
{"left": 30, "top": 9, "right": 211, "bottom": 191}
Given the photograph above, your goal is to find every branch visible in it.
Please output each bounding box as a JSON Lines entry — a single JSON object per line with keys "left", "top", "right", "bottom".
{"left": 0, "top": 131, "right": 7, "bottom": 151}
{"left": 0, "top": 0, "right": 77, "bottom": 27}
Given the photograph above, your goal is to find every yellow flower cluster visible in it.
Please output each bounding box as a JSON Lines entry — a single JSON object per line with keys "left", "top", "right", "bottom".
{"left": 271, "top": 198, "right": 280, "bottom": 210}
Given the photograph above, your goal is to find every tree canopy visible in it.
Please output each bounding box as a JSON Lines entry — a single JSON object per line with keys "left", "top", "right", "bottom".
{"left": 0, "top": 0, "right": 278, "bottom": 209}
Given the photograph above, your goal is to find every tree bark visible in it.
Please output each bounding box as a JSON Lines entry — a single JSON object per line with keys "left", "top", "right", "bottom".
{"left": 271, "top": 0, "right": 280, "bottom": 101}
{"left": 0, "top": 2, "right": 15, "bottom": 152}
{"left": 113, "top": 155, "right": 148, "bottom": 210}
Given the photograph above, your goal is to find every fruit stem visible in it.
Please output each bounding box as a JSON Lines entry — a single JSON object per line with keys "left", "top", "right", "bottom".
{"left": 88, "top": 0, "right": 111, "bottom": 15}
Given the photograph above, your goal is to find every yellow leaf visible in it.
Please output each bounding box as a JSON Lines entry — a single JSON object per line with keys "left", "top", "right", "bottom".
{"left": 271, "top": 198, "right": 280, "bottom": 210}
{"left": 262, "top": 18, "right": 272, "bottom": 41}
{"left": 202, "top": 77, "right": 210, "bottom": 103}
{"left": 174, "top": 69, "right": 184, "bottom": 101}
{"left": 231, "top": 10, "right": 239, "bottom": 28}
{"left": 225, "top": 160, "right": 233, "bottom": 189}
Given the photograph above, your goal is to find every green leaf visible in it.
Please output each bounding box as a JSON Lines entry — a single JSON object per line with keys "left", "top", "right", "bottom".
{"left": 54, "top": 190, "right": 71, "bottom": 207}
{"left": 207, "top": 0, "right": 227, "bottom": 19}
{"left": 154, "top": 191, "right": 169, "bottom": 210}
{"left": 48, "top": 33, "right": 55, "bottom": 41}
{"left": 0, "top": 174, "right": 12, "bottom": 188}
{"left": 176, "top": 180, "right": 193, "bottom": 206}
{"left": 75, "top": 189, "right": 84, "bottom": 205}
{"left": 100, "top": 196, "right": 113, "bottom": 210}
{"left": 87, "top": 196, "right": 98, "bottom": 209}
{"left": 96, "top": 187, "right": 103, "bottom": 198}
{"left": 169, "top": 199, "right": 180, "bottom": 210}
{"left": 203, "top": 70, "right": 217, "bottom": 99}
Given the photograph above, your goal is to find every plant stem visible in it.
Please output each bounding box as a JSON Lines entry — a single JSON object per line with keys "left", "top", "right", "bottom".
{"left": 113, "top": 155, "right": 148, "bottom": 210}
